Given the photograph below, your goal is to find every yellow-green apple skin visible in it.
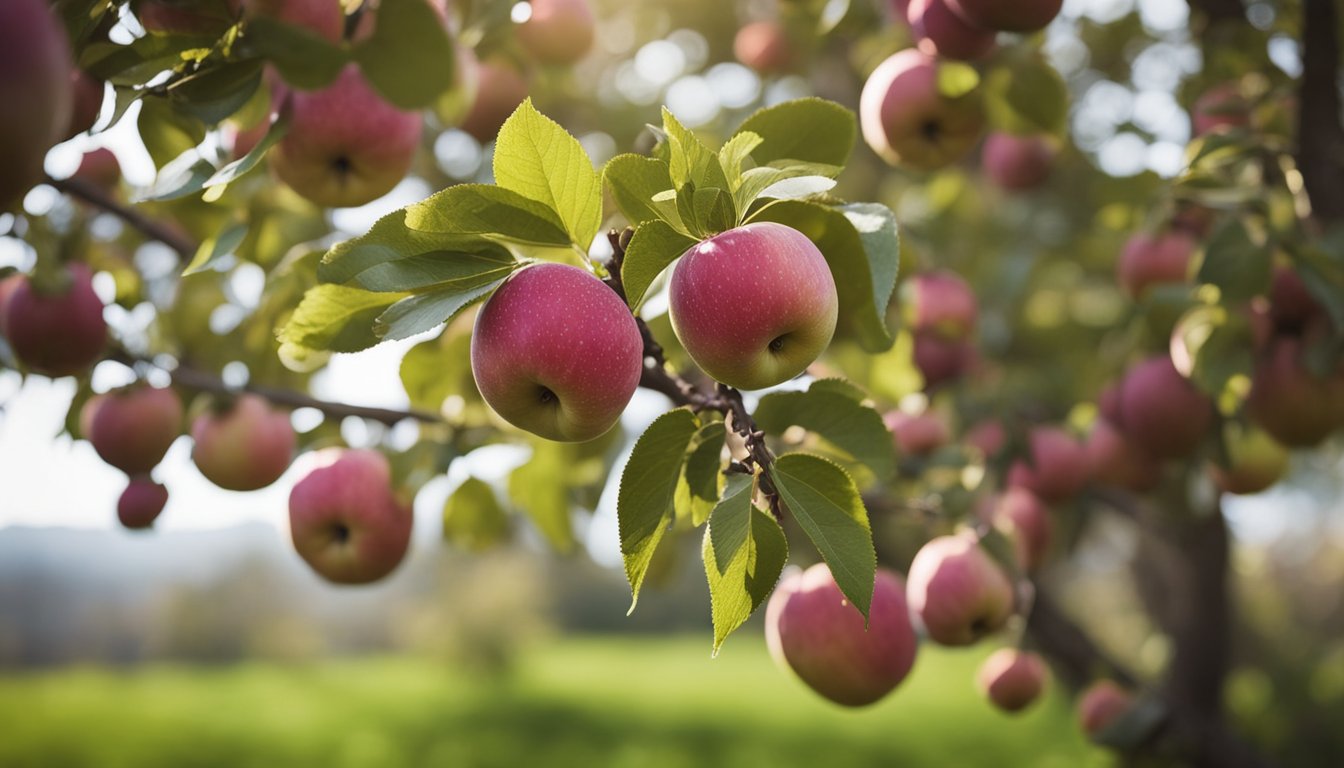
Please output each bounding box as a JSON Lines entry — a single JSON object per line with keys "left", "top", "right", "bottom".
{"left": 1210, "top": 424, "right": 1289, "bottom": 495}
{"left": 0, "top": 0, "right": 74, "bottom": 211}
{"left": 1117, "top": 355, "right": 1214, "bottom": 458}
{"left": 906, "top": 531, "right": 1014, "bottom": 646}
{"left": 4, "top": 264, "right": 108, "bottom": 377}
{"left": 765, "top": 564, "right": 919, "bottom": 707}
{"left": 978, "top": 648, "right": 1048, "bottom": 713}
{"left": 191, "top": 394, "right": 297, "bottom": 491}
{"left": 471, "top": 263, "right": 643, "bottom": 443}
{"left": 1006, "top": 426, "right": 1089, "bottom": 503}
{"left": 945, "top": 0, "right": 1063, "bottom": 32}
{"left": 118, "top": 476, "right": 169, "bottom": 530}
{"left": 908, "top": 0, "right": 996, "bottom": 61}
{"left": 288, "top": 449, "right": 413, "bottom": 585}
{"left": 270, "top": 64, "right": 423, "bottom": 208}
{"left": 84, "top": 385, "right": 183, "bottom": 475}
{"left": 982, "top": 132, "right": 1055, "bottom": 191}
{"left": 1116, "top": 230, "right": 1196, "bottom": 299}
{"left": 669, "top": 222, "right": 838, "bottom": 391}
{"left": 515, "top": 0, "right": 595, "bottom": 66}
{"left": 1078, "top": 680, "right": 1133, "bottom": 739}
{"left": 860, "top": 49, "right": 985, "bottom": 171}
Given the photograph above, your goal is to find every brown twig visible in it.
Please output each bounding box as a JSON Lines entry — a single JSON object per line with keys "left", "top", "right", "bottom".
{"left": 44, "top": 174, "right": 198, "bottom": 260}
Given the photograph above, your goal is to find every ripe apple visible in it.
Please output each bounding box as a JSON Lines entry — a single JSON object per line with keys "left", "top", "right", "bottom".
{"left": 907, "top": 531, "right": 1015, "bottom": 646}
{"left": 3, "top": 264, "right": 108, "bottom": 377}
{"left": 907, "top": 0, "right": 996, "bottom": 61}
{"left": 913, "top": 332, "right": 974, "bottom": 389}
{"left": 965, "top": 418, "right": 1006, "bottom": 458}
{"left": 84, "top": 384, "right": 183, "bottom": 475}
{"left": 1246, "top": 337, "right": 1344, "bottom": 447}
{"left": 73, "top": 148, "right": 121, "bottom": 192}
{"left": 985, "top": 487, "right": 1051, "bottom": 571}
{"left": 1210, "top": 423, "right": 1289, "bottom": 495}
{"left": 1191, "top": 82, "right": 1249, "bottom": 137}
{"left": 515, "top": 0, "right": 594, "bottom": 66}
{"left": 944, "top": 0, "right": 1063, "bottom": 33}
{"left": 982, "top": 132, "right": 1055, "bottom": 191}
{"left": 978, "top": 648, "right": 1048, "bottom": 713}
{"left": 669, "top": 222, "right": 838, "bottom": 391}
{"left": 133, "top": 0, "right": 241, "bottom": 35}
{"left": 270, "top": 64, "right": 422, "bottom": 208}
{"left": 1118, "top": 355, "right": 1214, "bottom": 458}
{"left": 191, "top": 393, "right": 297, "bottom": 491}
{"left": 1116, "top": 230, "right": 1197, "bottom": 300}
{"left": 734, "top": 21, "right": 793, "bottom": 75}
{"left": 471, "top": 263, "right": 642, "bottom": 442}
{"left": 65, "top": 70, "right": 105, "bottom": 140}
{"left": 1085, "top": 416, "right": 1162, "bottom": 492}
{"left": 885, "top": 409, "right": 950, "bottom": 457}
{"left": 118, "top": 476, "right": 169, "bottom": 530}
{"left": 765, "top": 564, "right": 919, "bottom": 707}
{"left": 1006, "top": 426, "right": 1089, "bottom": 503}
{"left": 0, "top": 0, "right": 73, "bottom": 211}
{"left": 1268, "top": 267, "right": 1324, "bottom": 334}
{"left": 860, "top": 48, "right": 986, "bottom": 172}
{"left": 243, "top": 0, "right": 343, "bottom": 42}
{"left": 904, "top": 270, "right": 978, "bottom": 340}
{"left": 1077, "top": 680, "right": 1134, "bottom": 739}
{"left": 289, "top": 448, "right": 413, "bottom": 584}
{"left": 459, "top": 58, "right": 530, "bottom": 143}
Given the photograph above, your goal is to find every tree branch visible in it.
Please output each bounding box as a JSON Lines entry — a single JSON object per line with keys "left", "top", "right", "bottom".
{"left": 44, "top": 174, "right": 198, "bottom": 260}
{"left": 1296, "top": 0, "right": 1344, "bottom": 222}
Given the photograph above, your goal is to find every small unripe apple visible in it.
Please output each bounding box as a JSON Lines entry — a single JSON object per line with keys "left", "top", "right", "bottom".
{"left": 885, "top": 409, "right": 950, "bottom": 457}
{"left": 1210, "top": 423, "right": 1289, "bottom": 495}
{"left": 133, "top": 0, "right": 242, "bottom": 35}
{"left": 913, "top": 331, "right": 974, "bottom": 389}
{"left": 982, "top": 132, "right": 1055, "bottom": 191}
{"left": 1085, "top": 416, "right": 1161, "bottom": 492}
{"left": 191, "top": 393, "right": 297, "bottom": 491}
{"left": 1077, "top": 680, "right": 1134, "bottom": 739}
{"left": 270, "top": 64, "right": 423, "bottom": 208}
{"left": 1006, "top": 426, "right": 1089, "bottom": 503}
{"left": 288, "top": 448, "right": 413, "bottom": 584}
{"left": 472, "top": 263, "right": 642, "bottom": 442}
{"left": 0, "top": 0, "right": 74, "bottom": 211}
{"left": 1118, "top": 355, "right": 1214, "bottom": 458}
{"left": 765, "top": 564, "right": 919, "bottom": 707}
{"left": 669, "top": 222, "right": 838, "bottom": 391}
{"left": 904, "top": 270, "right": 978, "bottom": 340}
{"left": 978, "top": 648, "right": 1048, "bottom": 713}
{"left": 515, "top": 0, "right": 594, "bottom": 66}
{"left": 944, "top": 0, "right": 1062, "bottom": 33}
{"left": 65, "top": 70, "right": 105, "bottom": 140}
{"left": 860, "top": 48, "right": 985, "bottom": 172}
{"left": 986, "top": 487, "right": 1051, "bottom": 571}
{"left": 1246, "top": 337, "right": 1344, "bottom": 447}
{"left": 1116, "top": 231, "right": 1196, "bottom": 300}
{"left": 907, "top": 0, "right": 996, "bottom": 61}
{"left": 118, "top": 476, "right": 169, "bottom": 530}
{"left": 460, "top": 58, "right": 530, "bottom": 143}
{"left": 734, "top": 21, "right": 793, "bottom": 75}
{"left": 73, "top": 148, "right": 121, "bottom": 192}
{"left": 243, "top": 0, "right": 343, "bottom": 42}
{"left": 84, "top": 384, "right": 183, "bottom": 475}
{"left": 907, "top": 531, "right": 1015, "bottom": 646}
{"left": 1191, "top": 83, "right": 1249, "bottom": 137}
{"left": 3, "top": 264, "right": 108, "bottom": 377}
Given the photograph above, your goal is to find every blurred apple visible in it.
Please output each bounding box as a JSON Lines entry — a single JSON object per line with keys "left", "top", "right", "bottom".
{"left": 886, "top": 409, "right": 950, "bottom": 457}
{"left": 1006, "top": 426, "right": 1089, "bottom": 503}
{"left": 734, "top": 21, "right": 793, "bottom": 75}
{"left": 1209, "top": 423, "right": 1289, "bottom": 495}
{"left": 0, "top": 0, "right": 74, "bottom": 211}
{"left": 1116, "top": 230, "right": 1196, "bottom": 300}
{"left": 908, "top": 0, "right": 996, "bottom": 61}
{"left": 3, "top": 264, "right": 108, "bottom": 377}
{"left": 73, "top": 148, "right": 121, "bottom": 192}
{"left": 192, "top": 393, "right": 297, "bottom": 491}
{"left": 907, "top": 531, "right": 1015, "bottom": 646}
{"left": 904, "top": 270, "right": 978, "bottom": 340}
{"left": 515, "top": 0, "right": 594, "bottom": 66}
{"left": 1117, "top": 355, "right": 1214, "bottom": 458}
{"left": 860, "top": 49, "right": 985, "bottom": 171}
{"left": 982, "top": 132, "right": 1055, "bottom": 191}
{"left": 84, "top": 384, "right": 183, "bottom": 475}
{"left": 118, "top": 476, "right": 169, "bottom": 530}
{"left": 978, "top": 648, "right": 1048, "bottom": 713}
{"left": 985, "top": 487, "right": 1051, "bottom": 571}
{"left": 460, "top": 58, "right": 530, "bottom": 143}
{"left": 1246, "top": 337, "right": 1344, "bottom": 447}
{"left": 1078, "top": 680, "right": 1134, "bottom": 739}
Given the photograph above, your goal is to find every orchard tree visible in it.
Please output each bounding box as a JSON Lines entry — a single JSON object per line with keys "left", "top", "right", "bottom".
{"left": 2, "top": 0, "right": 1343, "bottom": 765}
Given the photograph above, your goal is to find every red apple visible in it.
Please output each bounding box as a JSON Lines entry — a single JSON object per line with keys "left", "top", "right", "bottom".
{"left": 3, "top": 264, "right": 108, "bottom": 377}
{"left": 288, "top": 448, "right": 413, "bottom": 584}
{"left": 1116, "top": 230, "right": 1197, "bottom": 300}
{"left": 1268, "top": 267, "right": 1324, "bottom": 334}
{"left": 118, "top": 476, "right": 169, "bottom": 530}
{"left": 986, "top": 487, "right": 1051, "bottom": 571}
{"left": 1085, "top": 416, "right": 1162, "bottom": 492}
{"left": 860, "top": 48, "right": 986, "bottom": 172}
{"left": 133, "top": 0, "right": 242, "bottom": 35}
{"left": 1246, "top": 337, "right": 1344, "bottom": 447}
{"left": 669, "top": 222, "right": 838, "bottom": 391}
{"left": 471, "top": 263, "right": 642, "bottom": 442}
{"left": 1077, "top": 680, "right": 1134, "bottom": 739}
{"left": 1209, "top": 423, "right": 1289, "bottom": 495}
{"left": 908, "top": 0, "right": 996, "bottom": 61}
{"left": 191, "top": 393, "right": 297, "bottom": 491}
{"left": 73, "top": 148, "right": 121, "bottom": 192}
{"left": 982, "top": 132, "right": 1055, "bottom": 191}
{"left": 965, "top": 418, "right": 1006, "bottom": 458}
{"left": 1006, "top": 426, "right": 1089, "bottom": 503}
{"left": 907, "top": 531, "right": 1015, "bottom": 646}
{"left": 765, "top": 564, "right": 919, "bottom": 707}
{"left": 0, "top": 0, "right": 74, "bottom": 211}
{"left": 885, "top": 409, "right": 950, "bottom": 457}
{"left": 460, "top": 58, "right": 530, "bottom": 143}
{"left": 65, "top": 70, "right": 105, "bottom": 140}
{"left": 734, "top": 21, "right": 793, "bottom": 75}
{"left": 978, "top": 648, "right": 1048, "bottom": 713}
{"left": 945, "top": 0, "right": 1062, "bottom": 33}
{"left": 1118, "top": 355, "right": 1214, "bottom": 458}
{"left": 904, "top": 270, "right": 978, "bottom": 340}
{"left": 84, "top": 384, "right": 183, "bottom": 475}
{"left": 243, "top": 0, "right": 343, "bottom": 42}
{"left": 913, "top": 331, "right": 974, "bottom": 389}
{"left": 515, "top": 0, "right": 594, "bottom": 66}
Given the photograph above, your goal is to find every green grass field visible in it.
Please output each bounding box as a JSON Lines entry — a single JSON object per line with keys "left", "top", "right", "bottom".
{"left": 0, "top": 636, "right": 1111, "bottom": 768}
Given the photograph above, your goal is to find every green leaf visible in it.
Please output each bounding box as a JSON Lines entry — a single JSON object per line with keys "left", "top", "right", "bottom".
{"left": 750, "top": 200, "right": 900, "bottom": 352}
{"left": 167, "top": 60, "right": 265, "bottom": 126}
{"left": 373, "top": 277, "right": 502, "bottom": 341}
{"left": 619, "top": 409, "right": 701, "bottom": 612}
{"left": 754, "top": 382, "right": 895, "bottom": 481}
{"left": 404, "top": 183, "right": 573, "bottom": 247}
{"left": 718, "top": 131, "right": 763, "bottom": 187}
{"left": 400, "top": 320, "right": 481, "bottom": 416}
{"left": 278, "top": 284, "right": 405, "bottom": 354}
{"left": 621, "top": 220, "right": 696, "bottom": 311}
{"left": 443, "top": 477, "right": 511, "bottom": 551}
{"left": 602, "top": 153, "right": 682, "bottom": 230}
{"left": 352, "top": 0, "right": 455, "bottom": 109}
{"left": 734, "top": 162, "right": 843, "bottom": 214}
{"left": 734, "top": 98, "right": 856, "bottom": 168}
{"left": 768, "top": 453, "right": 875, "bottom": 619}
{"left": 703, "top": 473, "right": 788, "bottom": 655}
{"left": 494, "top": 99, "right": 603, "bottom": 250}
{"left": 1198, "top": 218, "right": 1269, "bottom": 303}
{"left": 982, "top": 56, "right": 1068, "bottom": 136}
{"left": 678, "top": 185, "right": 737, "bottom": 238}
{"left": 508, "top": 440, "right": 579, "bottom": 553}
{"left": 201, "top": 111, "right": 290, "bottom": 194}
{"left": 662, "top": 108, "right": 731, "bottom": 192}
{"left": 240, "top": 17, "right": 347, "bottom": 91}
{"left": 675, "top": 419, "right": 726, "bottom": 528}
{"left": 137, "top": 97, "right": 206, "bottom": 170}
{"left": 182, "top": 221, "right": 248, "bottom": 276}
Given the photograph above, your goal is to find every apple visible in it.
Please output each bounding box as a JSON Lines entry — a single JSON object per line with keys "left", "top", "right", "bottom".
{"left": 885, "top": 409, "right": 950, "bottom": 457}
{"left": 1246, "top": 337, "right": 1344, "bottom": 447}
{"left": 459, "top": 58, "right": 530, "bottom": 143}
{"left": 1006, "top": 426, "right": 1089, "bottom": 503}
{"left": 0, "top": 0, "right": 73, "bottom": 211}
{"left": 913, "top": 332, "right": 974, "bottom": 389}
{"left": 944, "top": 0, "right": 1063, "bottom": 33}
{"left": 982, "top": 132, "right": 1055, "bottom": 191}
{"left": 904, "top": 270, "right": 978, "bottom": 340}
{"left": 985, "top": 487, "right": 1051, "bottom": 571}
{"left": 860, "top": 48, "right": 986, "bottom": 172}
{"left": 965, "top": 418, "right": 1006, "bottom": 458}
{"left": 118, "top": 476, "right": 169, "bottom": 530}
{"left": 978, "top": 648, "right": 1048, "bottom": 713}
{"left": 84, "top": 384, "right": 183, "bottom": 475}
{"left": 1077, "top": 680, "right": 1134, "bottom": 739}
{"left": 1210, "top": 423, "right": 1289, "bottom": 495}
{"left": 1116, "top": 230, "right": 1197, "bottom": 300}
{"left": 191, "top": 393, "right": 297, "bottom": 491}
{"left": 1117, "top": 355, "right": 1214, "bottom": 458}
{"left": 471, "top": 263, "right": 642, "bottom": 442}
{"left": 65, "top": 70, "right": 105, "bottom": 140}
{"left": 889, "top": 0, "right": 912, "bottom": 21}
{"left": 1085, "top": 416, "right": 1162, "bottom": 492}
{"left": 1191, "top": 82, "right": 1249, "bottom": 137}
{"left": 73, "top": 148, "right": 121, "bottom": 192}
{"left": 243, "top": 0, "right": 343, "bottom": 42}
{"left": 3, "top": 264, "right": 108, "bottom": 377}
{"left": 133, "top": 0, "right": 241, "bottom": 35}
{"left": 908, "top": 0, "right": 996, "bottom": 61}
{"left": 1268, "top": 267, "right": 1324, "bottom": 334}
{"left": 765, "top": 564, "right": 919, "bottom": 707}
{"left": 907, "top": 531, "right": 1015, "bottom": 646}
{"left": 289, "top": 448, "right": 413, "bottom": 584}
{"left": 734, "top": 21, "right": 793, "bottom": 75}
{"left": 515, "top": 0, "right": 594, "bottom": 66}
{"left": 669, "top": 222, "right": 838, "bottom": 391}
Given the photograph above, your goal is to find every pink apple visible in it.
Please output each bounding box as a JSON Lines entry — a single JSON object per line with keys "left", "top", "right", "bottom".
{"left": 978, "top": 648, "right": 1048, "bottom": 713}
{"left": 965, "top": 418, "right": 1006, "bottom": 458}
{"left": 669, "top": 222, "right": 838, "bottom": 391}
{"left": 118, "top": 476, "right": 169, "bottom": 530}
{"left": 1116, "top": 230, "right": 1197, "bottom": 300}
{"left": 3, "top": 264, "right": 108, "bottom": 377}
{"left": 860, "top": 48, "right": 986, "bottom": 171}
{"left": 84, "top": 384, "right": 183, "bottom": 475}
{"left": 0, "top": 0, "right": 73, "bottom": 211}
{"left": 885, "top": 409, "right": 950, "bottom": 457}
{"left": 904, "top": 270, "right": 978, "bottom": 340}
{"left": 765, "top": 564, "right": 919, "bottom": 707}
{"left": 907, "top": 531, "right": 1015, "bottom": 646}
{"left": 908, "top": 0, "right": 996, "bottom": 61}
{"left": 1006, "top": 426, "right": 1089, "bottom": 503}
{"left": 982, "top": 132, "right": 1055, "bottom": 190}
{"left": 191, "top": 393, "right": 297, "bottom": 491}
{"left": 945, "top": 0, "right": 1062, "bottom": 33}
{"left": 986, "top": 487, "right": 1051, "bottom": 571}
{"left": 65, "top": 70, "right": 105, "bottom": 140}
{"left": 471, "top": 263, "right": 642, "bottom": 442}
{"left": 515, "top": 0, "right": 594, "bottom": 66}
{"left": 1077, "top": 680, "right": 1134, "bottom": 739}
{"left": 1191, "top": 82, "right": 1249, "bottom": 137}
{"left": 734, "top": 21, "right": 793, "bottom": 75}
{"left": 73, "top": 148, "right": 121, "bottom": 192}
{"left": 1246, "top": 337, "right": 1344, "bottom": 447}
{"left": 460, "top": 58, "right": 530, "bottom": 143}
{"left": 913, "top": 332, "right": 975, "bottom": 389}
{"left": 243, "top": 0, "right": 343, "bottom": 42}
{"left": 1117, "top": 355, "right": 1214, "bottom": 458}
{"left": 1209, "top": 424, "right": 1289, "bottom": 495}
{"left": 270, "top": 64, "right": 422, "bottom": 208}
{"left": 1085, "top": 417, "right": 1162, "bottom": 492}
